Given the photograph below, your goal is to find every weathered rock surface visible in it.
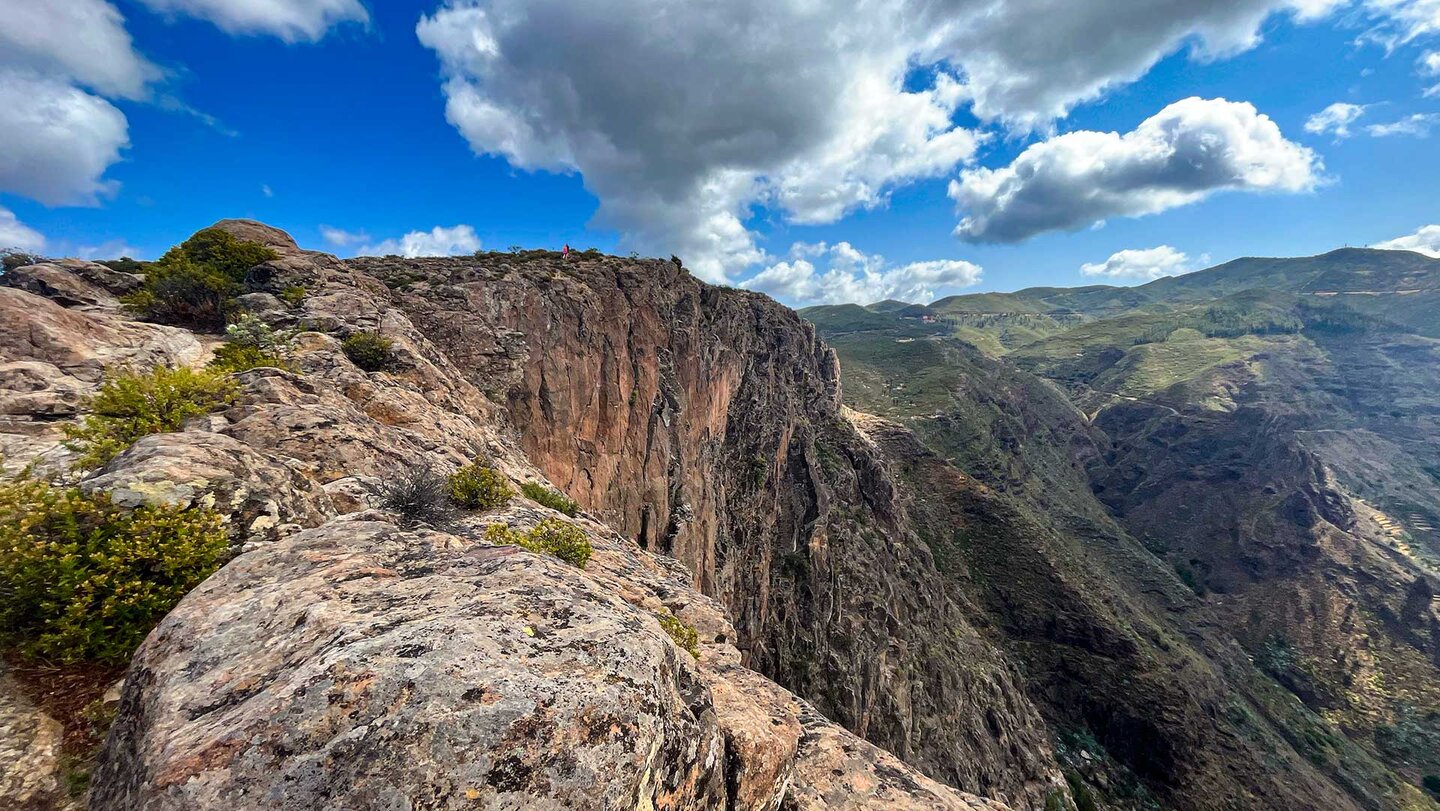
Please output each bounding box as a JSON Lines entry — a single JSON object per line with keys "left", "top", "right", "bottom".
{"left": 81, "top": 432, "right": 334, "bottom": 546}
{"left": 0, "top": 262, "right": 120, "bottom": 308}
{"left": 91, "top": 519, "right": 1006, "bottom": 811}
{"left": 0, "top": 662, "right": 66, "bottom": 809}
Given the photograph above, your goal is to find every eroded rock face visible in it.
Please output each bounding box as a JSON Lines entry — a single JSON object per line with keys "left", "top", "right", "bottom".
{"left": 352, "top": 254, "right": 1066, "bottom": 807}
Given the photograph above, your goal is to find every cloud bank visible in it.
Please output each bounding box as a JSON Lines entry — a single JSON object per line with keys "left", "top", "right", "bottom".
{"left": 354, "top": 225, "right": 482, "bottom": 258}
{"left": 416, "top": 0, "right": 1357, "bottom": 282}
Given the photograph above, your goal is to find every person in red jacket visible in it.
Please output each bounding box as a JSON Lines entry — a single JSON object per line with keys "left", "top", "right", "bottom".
{"left": 562, "top": 243, "right": 571, "bottom": 258}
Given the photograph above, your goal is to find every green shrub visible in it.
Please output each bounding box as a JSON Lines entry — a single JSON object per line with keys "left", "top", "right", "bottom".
{"left": 448, "top": 462, "right": 513, "bottom": 511}
{"left": 484, "top": 517, "right": 592, "bottom": 567}
{"left": 64, "top": 366, "right": 237, "bottom": 470}
{"left": 342, "top": 331, "right": 394, "bottom": 372}
{"left": 1423, "top": 775, "right": 1440, "bottom": 797}
{"left": 123, "top": 228, "right": 277, "bottom": 332}
{"left": 520, "top": 481, "right": 578, "bottom": 516}
{"left": 657, "top": 612, "right": 699, "bottom": 658}
{"left": 278, "top": 285, "right": 308, "bottom": 307}
{"left": 124, "top": 260, "right": 238, "bottom": 331}
{"left": 0, "top": 475, "right": 228, "bottom": 663}
{"left": 208, "top": 315, "right": 289, "bottom": 374}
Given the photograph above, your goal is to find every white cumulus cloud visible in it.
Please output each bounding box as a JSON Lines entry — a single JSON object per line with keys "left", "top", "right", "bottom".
{"left": 1305, "top": 102, "right": 1368, "bottom": 138}
{"left": 0, "top": 207, "right": 46, "bottom": 253}
{"left": 418, "top": 1, "right": 985, "bottom": 284}
{"left": 0, "top": 73, "right": 129, "bottom": 206}
{"left": 1081, "top": 245, "right": 1196, "bottom": 281}
{"left": 0, "top": 0, "right": 160, "bottom": 99}
{"left": 415, "top": 1, "right": 1429, "bottom": 279}
{"left": 356, "top": 225, "right": 481, "bottom": 258}
{"left": 950, "top": 97, "right": 1321, "bottom": 243}
{"left": 1373, "top": 224, "right": 1440, "bottom": 256}
{"left": 137, "top": 0, "right": 367, "bottom": 42}
{"left": 742, "top": 242, "right": 981, "bottom": 307}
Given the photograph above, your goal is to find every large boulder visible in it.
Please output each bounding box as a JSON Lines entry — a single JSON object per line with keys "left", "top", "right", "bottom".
{"left": 91, "top": 521, "right": 731, "bottom": 809}
{"left": 0, "top": 287, "right": 204, "bottom": 384}
{"left": 210, "top": 219, "right": 300, "bottom": 254}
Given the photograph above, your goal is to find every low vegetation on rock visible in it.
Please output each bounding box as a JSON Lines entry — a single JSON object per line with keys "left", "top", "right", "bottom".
{"left": 485, "top": 518, "right": 592, "bottom": 567}
{"left": 657, "top": 612, "right": 700, "bottom": 658}
{"left": 447, "top": 460, "right": 512, "bottom": 510}
{"left": 63, "top": 366, "right": 237, "bottom": 470}
{"left": 342, "top": 331, "right": 394, "bottom": 372}
{"left": 123, "top": 227, "right": 277, "bottom": 331}
{"left": 208, "top": 314, "right": 290, "bottom": 374}
{"left": 520, "top": 480, "right": 578, "bottom": 515}
{"left": 0, "top": 474, "right": 228, "bottom": 663}
{"left": 278, "top": 285, "right": 308, "bottom": 308}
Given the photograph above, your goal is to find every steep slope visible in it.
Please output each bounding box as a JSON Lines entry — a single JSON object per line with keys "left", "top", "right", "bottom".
{"left": 346, "top": 251, "right": 1066, "bottom": 806}
{"left": 807, "top": 305, "right": 1440, "bottom": 810}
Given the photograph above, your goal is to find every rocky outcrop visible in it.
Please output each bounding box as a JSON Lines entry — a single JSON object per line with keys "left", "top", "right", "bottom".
{"left": 91, "top": 518, "right": 1005, "bottom": 811}
{"left": 0, "top": 237, "right": 1049, "bottom": 810}
{"left": 81, "top": 432, "right": 334, "bottom": 547}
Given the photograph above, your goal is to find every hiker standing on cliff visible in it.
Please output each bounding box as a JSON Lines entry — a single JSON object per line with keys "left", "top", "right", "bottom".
{"left": 562, "top": 243, "right": 571, "bottom": 258}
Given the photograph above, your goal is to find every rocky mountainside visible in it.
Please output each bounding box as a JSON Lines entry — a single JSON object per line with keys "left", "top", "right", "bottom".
{"left": 804, "top": 257, "right": 1440, "bottom": 810}
{"left": 0, "top": 221, "right": 1067, "bottom": 810}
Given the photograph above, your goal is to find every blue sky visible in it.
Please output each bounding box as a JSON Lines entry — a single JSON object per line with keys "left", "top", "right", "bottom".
{"left": 2, "top": 0, "right": 1439, "bottom": 306}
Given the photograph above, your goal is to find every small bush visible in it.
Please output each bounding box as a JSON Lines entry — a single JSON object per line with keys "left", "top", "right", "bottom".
{"left": 97, "top": 257, "right": 148, "bottom": 275}
{"left": 124, "top": 260, "right": 238, "bottom": 331}
{"left": 2, "top": 248, "right": 44, "bottom": 272}
{"left": 278, "top": 285, "right": 308, "bottom": 308}
{"left": 484, "top": 517, "right": 592, "bottom": 567}
{"left": 1423, "top": 775, "right": 1440, "bottom": 798}
{"left": 209, "top": 315, "right": 289, "bottom": 374}
{"left": 0, "top": 475, "right": 228, "bottom": 663}
{"left": 381, "top": 465, "right": 455, "bottom": 528}
{"left": 657, "top": 612, "right": 699, "bottom": 658}
{"left": 342, "top": 331, "right": 394, "bottom": 372}
{"left": 520, "top": 481, "right": 578, "bottom": 516}
{"left": 123, "top": 228, "right": 277, "bottom": 331}
{"left": 448, "top": 462, "right": 513, "bottom": 511}
{"left": 64, "top": 366, "right": 237, "bottom": 470}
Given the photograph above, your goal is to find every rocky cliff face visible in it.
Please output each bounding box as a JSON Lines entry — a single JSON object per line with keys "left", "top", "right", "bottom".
{"left": 0, "top": 222, "right": 1067, "bottom": 810}
{"left": 347, "top": 253, "right": 1065, "bottom": 805}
